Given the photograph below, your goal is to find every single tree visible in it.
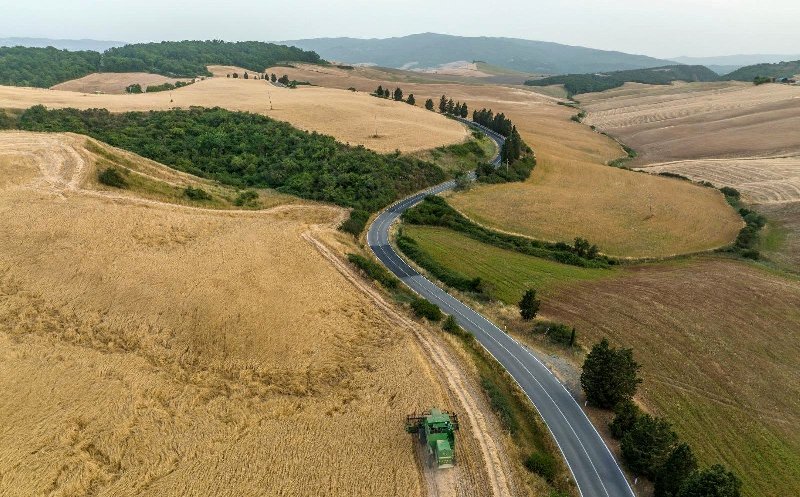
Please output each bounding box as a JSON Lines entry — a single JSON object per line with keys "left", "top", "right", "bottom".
{"left": 232, "top": 73, "right": 239, "bottom": 79}
{"left": 621, "top": 414, "right": 679, "bottom": 479}
{"left": 580, "top": 338, "right": 641, "bottom": 408}
{"left": 425, "top": 98, "right": 435, "bottom": 111}
{"left": 270, "top": 73, "right": 277, "bottom": 82}
{"left": 243, "top": 72, "right": 249, "bottom": 79}
{"left": 226, "top": 73, "right": 231, "bottom": 78}
{"left": 518, "top": 289, "right": 541, "bottom": 320}
{"left": 279, "top": 74, "right": 290, "bottom": 85}
{"left": 406, "top": 93, "right": 415, "bottom": 105}
{"left": 609, "top": 398, "right": 641, "bottom": 439}
{"left": 677, "top": 465, "right": 741, "bottom": 497}
{"left": 446, "top": 98, "right": 455, "bottom": 114}
{"left": 375, "top": 84, "right": 384, "bottom": 96}
{"left": 442, "top": 315, "right": 461, "bottom": 334}
{"left": 655, "top": 443, "right": 698, "bottom": 497}
{"left": 439, "top": 94, "right": 448, "bottom": 113}
{"left": 460, "top": 102, "right": 468, "bottom": 118}
{"left": 393, "top": 87, "right": 403, "bottom": 101}
{"left": 383, "top": 88, "right": 390, "bottom": 98}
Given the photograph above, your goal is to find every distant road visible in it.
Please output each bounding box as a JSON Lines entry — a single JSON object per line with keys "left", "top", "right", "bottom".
{"left": 366, "top": 118, "right": 634, "bottom": 497}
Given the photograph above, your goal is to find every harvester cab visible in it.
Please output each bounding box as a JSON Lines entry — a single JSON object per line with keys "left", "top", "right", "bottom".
{"left": 405, "top": 408, "right": 460, "bottom": 468}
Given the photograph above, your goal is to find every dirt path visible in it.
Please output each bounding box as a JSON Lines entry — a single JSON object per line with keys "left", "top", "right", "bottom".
{"left": 303, "top": 232, "right": 517, "bottom": 497}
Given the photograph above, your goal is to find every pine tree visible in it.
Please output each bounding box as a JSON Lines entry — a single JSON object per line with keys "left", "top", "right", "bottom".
{"left": 425, "top": 98, "right": 434, "bottom": 111}
{"left": 439, "top": 95, "right": 448, "bottom": 113}
{"left": 383, "top": 88, "right": 390, "bottom": 98}
{"left": 393, "top": 87, "right": 403, "bottom": 101}
{"left": 518, "top": 289, "right": 540, "bottom": 320}
{"left": 460, "top": 102, "right": 468, "bottom": 118}
{"left": 270, "top": 73, "right": 277, "bottom": 82}
{"left": 580, "top": 338, "right": 641, "bottom": 408}
{"left": 375, "top": 85, "right": 384, "bottom": 96}
{"left": 655, "top": 443, "right": 698, "bottom": 497}
{"left": 446, "top": 98, "right": 455, "bottom": 114}
{"left": 406, "top": 93, "right": 416, "bottom": 105}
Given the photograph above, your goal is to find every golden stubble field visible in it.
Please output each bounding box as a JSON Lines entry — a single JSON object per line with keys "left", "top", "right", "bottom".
{"left": 542, "top": 258, "right": 800, "bottom": 497}
{"left": 51, "top": 72, "right": 193, "bottom": 94}
{"left": 581, "top": 81, "right": 800, "bottom": 267}
{"left": 0, "top": 70, "right": 468, "bottom": 153}
{"left": 267, "top": 64, "right": 742, "bottom": 258}
{"left": 0, "top": 131, "right": 515, "bottom": 497}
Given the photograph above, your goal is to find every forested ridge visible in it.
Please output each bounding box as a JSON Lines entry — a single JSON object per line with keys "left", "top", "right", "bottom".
{"left": 11, "top": 106, "right": 445, "bottom": 216}
{"left": 0, "top": 41, "right": 324, "bottom": 87}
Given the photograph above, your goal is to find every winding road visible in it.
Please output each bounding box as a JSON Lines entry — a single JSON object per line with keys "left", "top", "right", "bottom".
{"left": 366, "top": 118, "right": 635, "bottom": 497}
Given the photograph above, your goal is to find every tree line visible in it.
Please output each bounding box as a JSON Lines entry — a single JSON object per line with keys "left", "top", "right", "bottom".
{"left": 372, "top": 85, "right": 416, "bottom": 105}
{"left": 10, "top": 106, "right": 446, "bottom": 234}
{"left": 0, "top": 41, "right": 325, "bottom": 88}
{"left": 581, "top": 338, "right": 741, "bottom": 497}
{"left": 125, "top": 80, "right": 195, "bottom": 94}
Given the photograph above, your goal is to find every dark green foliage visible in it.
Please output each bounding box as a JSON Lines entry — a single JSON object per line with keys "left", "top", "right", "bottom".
{"left": 525, "top": 65, "right": 720, "bottom": 97}
{"left": 518, "top": 289, "right": 540, "bottom": 320}
{"left": 481, "top": 376, "right": 518, "bottom": 432}
{"left": 621, "top": 414, "right": 679, "bottom": 479}
{"left": 753, "top": 76, "right": 772, "bottom": 85}
{"left": 719, "top": 186, "right": 740, "bottom": 199}
{"left": 146, "top": 82, "right": 176, "bottom": 92}
{"left": 460, "top": 102, "right": 468, "bottom": 118}
{"left": 397, "top": 232, "right": 488, "bottom": 296}
{"left": 125, "top": 83, "right": 142, "bottom": 94}
{"left": 410, "top": 297, "right": 443, "bottom": 321}
{"left": 439, "top": 95, "right": 447, "bottom": 113}
{"left": 655, "top": 443, "right": 698, "bottom": 497}
{"left": 102, "top": 40, "right": 324, "bottom": 77}
{"left": 453, "top": 171, "right": 471, "bottom": 191}
{"left": 525, "top": 452, "right": 557, "bottom": 483}
{"left": 573, "top": 237, "right": 599, "bottom": 259}
{"left": 532, "top": 321, "right": 576, "bottom": 347}
{"left": 278, "top": 74, "right": 290, "bottom": 85}
{"left": 98, "top": 167, "right": 128, "bottom": 188}
{"left": 442, "top": 315, "right": 460, "bottom": 333}
{"left": 393, "top": 87, "right": 403, "bottom": 101}
{"left": 17, "top": 106, "right": 446, "bottom": 214}
{"left": 724, "top": 59, "right": 800, "bottom": 82}
{"left": 677, "top": 465, "right": 742, "bottom": 497}
{"left": 406, "top": 93, "right": 415, "bottom": 105}
{"left": 425, "top": 98, "right": 435, "bottom": 110}
{"left": 402, "top": 196, "right": 614, "bottom": 268}
{"left": 475, "top": 155, "right": 536, "bottom": 183}
{"left": 234, "top": 189, "right": 259, "bottom": 207}
{"left": 609, "top": 399, "right": 642, "bottom": 439}
{"left": 183, "top": 186, "right": 212, "bottom": 201}
{"left": 374, "top": 85, "right": 384, "bottom": 96}
{"left": 581, "top": 338, "right": 641, "bottom": 409}
{"left": 472, "top": 108, "right": 514, "bottom": 137}
{"left": 347, "top": 253, "right": 399, "bottom": 290}
{"left": 0, "top": 46, "right": 102, "bottom": 88}
{"left": 571, "top": 111, "right": 587, "bottom": 123}
{"left": 340, "top": 209, "right": 370, "bottom": 236}
{"left": 270, "top": 73, "right": 277, "bottom": 82}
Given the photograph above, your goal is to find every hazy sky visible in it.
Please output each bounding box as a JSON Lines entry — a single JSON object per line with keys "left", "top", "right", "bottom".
{"left": 3, "top": 0, "right": 798, "bottom": 58}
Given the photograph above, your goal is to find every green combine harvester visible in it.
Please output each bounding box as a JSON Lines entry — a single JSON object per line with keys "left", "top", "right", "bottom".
{"left": 405, "top": 408, "right": 460, "bottom": 468}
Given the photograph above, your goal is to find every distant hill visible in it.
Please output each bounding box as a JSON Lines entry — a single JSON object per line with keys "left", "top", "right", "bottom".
{"left": 0, "top": 37, "right": 125, "bottom": 52}
{"left": 0, "top": 41, "right": 325, "bottom": 88}
{"left": 724, "top": 60, "right": 800, "bottom": 81}
{"left": 525, "top": 65, "right": 720, "bottom": 97}
{"left": 670, "top": 54, "right": 800, "bottom": 74}
{"left": 282, "top": 33, "right": 674, "bottom": 75}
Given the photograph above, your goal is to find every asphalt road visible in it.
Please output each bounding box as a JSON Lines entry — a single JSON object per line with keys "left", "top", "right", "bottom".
{"left": 366, "top": 119, "right": 634, "bottom": 497}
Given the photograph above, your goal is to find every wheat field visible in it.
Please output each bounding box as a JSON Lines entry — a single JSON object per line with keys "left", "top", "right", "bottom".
{"left": 0, "top": 131, "right": 510, "bottom": 497}
{"left": 51, "top": 72, "right": 193, "bottom": 94}
{"left": 0, "top": 72, "right": 468, "bottom": 153}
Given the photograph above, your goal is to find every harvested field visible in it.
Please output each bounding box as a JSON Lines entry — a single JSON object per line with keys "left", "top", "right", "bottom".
{"left": 639, "top": 156, "right": 800, "bottom": 204}
{"left": 51, "top": 72, "right": 192, "bottom": 94}
{"left": 0, "top": 131, "right": 509, "bottom": 497}
{"left": 582, "top": 82, "right": 800, "bottom": 163}
{"left": 543, "top": 259, "right": 800, "bottom": 497}
{"left": 0, "top": 75, "right": 468, "bottom": 153}
{"left": 758, "top": 201, "right": 800, "bottom": 268}
{"left": 273, "top": 64, "right": 741, "bottom": 258}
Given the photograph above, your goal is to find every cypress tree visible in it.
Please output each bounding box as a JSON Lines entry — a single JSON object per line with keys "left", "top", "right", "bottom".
{"left": 518, "top": 289, "right": 540, "bottom": 320}
{"left": 425, "top": 98, "right": 434, "bottom": 110}
{"left": 439, "top": 95, "right": 448, "bottom": 113}
{"left": 406, "top": 93, "right": 416, "bottom": 105}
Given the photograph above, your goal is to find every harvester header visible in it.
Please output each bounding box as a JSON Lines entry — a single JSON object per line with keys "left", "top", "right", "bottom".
{"left": 405, "top": 408, "right": 460, "bottom": 468}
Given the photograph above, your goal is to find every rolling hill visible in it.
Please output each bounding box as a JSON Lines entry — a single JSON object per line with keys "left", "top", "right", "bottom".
{"left": 724, "top": 59, "right": 800, "bottom": 81}
{"left": 524, "top": 65, "right": 721, "bottom": 97}
{"left": 0, "top": 37, "right": 125, "bottom": 52}
{"left": 282, "top": 32, "right": 674, "bottom": 75}
{"left": 670, "top": 54, "right": 800, "bottom": 75}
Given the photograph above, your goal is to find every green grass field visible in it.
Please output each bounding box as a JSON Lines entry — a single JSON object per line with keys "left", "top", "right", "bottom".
{"left": 401, "top": 225, "right": 613, "bottom": 304}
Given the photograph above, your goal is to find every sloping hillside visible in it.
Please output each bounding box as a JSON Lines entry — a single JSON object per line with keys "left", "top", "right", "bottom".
{"left": 283, "top": 32, "right": 673, "bottom": 74}
{"left": 525, "top": 65, "right": 720, "bottom": 96}
{"left": 724, "top": 59, "right": 800, "bottom": 81}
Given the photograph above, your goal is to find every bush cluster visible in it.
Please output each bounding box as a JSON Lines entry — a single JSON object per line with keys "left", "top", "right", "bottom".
{"left": 347, "top": 253, "right": 399, "bottom": 290}
{"left": 184, "top": 186, "right": 212, "bottom": 201}
{"left": 531, "top": 321, "right": 576, "bottom": 347}
{"left": 97, "top": 167, "right": 127, "bottom": 188}
{"left": 410, "top": 297, "right": 443, "bottom": 321}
